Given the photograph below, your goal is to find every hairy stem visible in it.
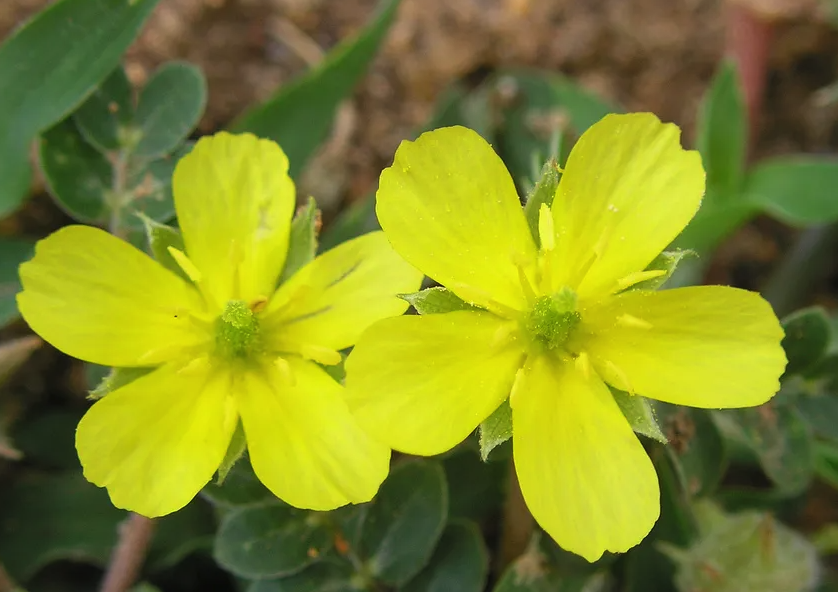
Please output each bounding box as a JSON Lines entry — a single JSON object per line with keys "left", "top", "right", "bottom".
{"left": 497, "top": 460, "right": 535, "bottom": 571}
{"left": 99, "top": 513, "right": 156, "bottom": 592}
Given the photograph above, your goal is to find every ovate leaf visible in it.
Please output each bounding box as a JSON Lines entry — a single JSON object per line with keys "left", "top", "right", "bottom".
{"left": 744, "top": 157, "right": 838, "bottom": 225}
{"left": 399, "top": 288, "right": 477, "bottom": 315}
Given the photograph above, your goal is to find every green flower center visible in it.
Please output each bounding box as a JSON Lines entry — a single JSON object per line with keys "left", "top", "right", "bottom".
{"left": 523, "top": 287, "right": 581, "bottom": 351}
{"left": 216, "top": 300, "right": 261, "bottom": 358}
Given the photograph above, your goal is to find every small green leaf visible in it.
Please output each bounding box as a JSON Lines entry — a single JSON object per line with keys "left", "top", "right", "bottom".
{"left": 522, "top": 159, "right": 561, "bottom": 247}
{"left": 214, "top": 503, "right": 332, "bottom": 579}
{"left": 217, "top": 423, "right": 247, "bottom": 485}
{"left": 0, "top": 238, "right": 35, "bottom": 326}
{"left": 280, "top": 197, "right": 320, "bottom": 284}
{"left": 781, "top": 306, "right": 831, "bottom": 376}
{"left": 38, "top": 118, "right": 112, "bottom": 223}
{"left": 248, "top": 562, "right": 359, "bottom": 592}
{"left": 399, "top": 521, "right": 488, "bottom": 592}
{"left": 714, "top": 404, "right": 814, "bottom": 495}
{"left": 399, "top": 287, "right": 477, "bottom": 315}
{"left": 654, "top": 404, "right": 727, "bottom": 497}
{"left": 630, "top": 250, "right": 696, "bottom": 292}
{"left": 696, "top": 60, "right": 747, "bottom": 197}
{"left": 0, "top": 0, "right": 160, "bottom": 215}
{"left": 202, "top": 456, "right": 274, "bottom": 507}
{"left": 73, "top": 65, "right": 134, "bottom": 153}
{"left": 234, "top": 0, "right": 400, "bottom": 179}
{"left": 612, "top": 390, "right": 667, "bottom": 444}
{"left": 479, "top": 400, "right": 512, "bottom": 461}
{"left": 744, "top": 157, "right": 838, "bottom": 225}
{"left": 361, "top": 459, "right": 449, "bottom": 586}
{"left": 88, "top": 366, "right": 155, "bottom": 400}
{"left": 133, "top": 62, "right": 206, "bottom": 159}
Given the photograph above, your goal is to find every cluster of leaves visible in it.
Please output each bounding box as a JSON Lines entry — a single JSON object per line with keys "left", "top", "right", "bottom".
{"left": 4, "top": 0, "right": 838, "bottom": 592}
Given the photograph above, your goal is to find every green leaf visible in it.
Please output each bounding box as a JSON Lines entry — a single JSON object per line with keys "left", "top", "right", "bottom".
{"left": 134, "top": 62, "right": 206, "bottom": 159}
{"left": 214, "top": 503, "right": 332, "bottom": 579}
{"left": 399, "top": 287, "right": 476, "bottom": 315}
{"left": 399, "top": 521, "right": 488, "bottom": 592}
{"left": 672, "top": 193, "right": 756, "bottom": 256}
{"left": 493, "top": 535, "right": 606, "bottom": 592}
{"left": 0, "top": 472, "right": 123, "bottom": 580}
{"left": 714, "top": 404, "right": 814, "bottom": 495}
{"left": 73, "top": 65, "right": 134, "bottom": 153}
{"left": 280, "top": 197, "right": 320, "bottom": 284}
{"left": 695, "top": 60, "right": 747, "bottom": 196}
{"left": 248, "top": 562, "right": 359, "bottom": 591}
{"left": 654, "top": 404, "right": 727, "bottom": 497}
{"left": 443, "top": 447, "right": 506, "bottom": 522}
{"left": 122, "top": 142, "right": 191, "bottom": 229}
{"left": 38, "top": 117, "right": 113, "bottom": 223}
{"left": 217, "top": 422, "right": 247, "bottom": 485}
{"left": 361, "top": 459, "right": 449, "bottom": 586}
{"left": 202, "top": 456, "right": 274, "bottom": 507}
{"left": 88, "top": 366, "right": 154, "bottom": 400}
{"left": 0, "top": 238, "right": 35, "bottom": 326}
{"left": 0, "top": 0, "right": 159, "bottom": 215}
{"left": 812, "top": 523, "right": 838, "bottom": 554}
{"left": 744, "top": 157, "right": 838, "bottom": 225}
{"left": 318, "top": 194, "right": 378, "bottom": 252}
{"left": 148, "top": 498, "right": 215, "bottom": 572}
{"left": 612, "top": 391, "right": 667, "bottom": 444}
{"left": 233, "top": 0, "right": 400, "bottom": 179}
{"left": 479, "top": 400, "right": 513, "bottom": 461}
{"left": 781, "top": 306, "right": 832, "bottom": 376}
{"left": 630, "top": 250, "right": 695, "bottom": 292}
{"left": 11, "top": 409, "right": 81, "bottom": 470}
{"left": 522, "top": 159, "right": 561, "bottom": 247}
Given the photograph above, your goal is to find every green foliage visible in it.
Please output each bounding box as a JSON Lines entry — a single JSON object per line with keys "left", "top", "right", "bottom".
{"left": 0, "top": 0, "right": 160, "bottom": 216}
{"left": 612, "top": 391, "right": 667, "bottom": 444}
{"left": 522, "top": 159, "right": 561, "bottom": 247}
{"left": 743, "top": 157, "right": 838, "bottom": 225}
{"left": 781, "top": 307, "right": 832, "bottom": 376}
{"left": 399, "top": 287, "right": 477, "bottom": 315}
{"left": 233, "top": 0, "right": 401, "bottom": 180}
{"left": 399, "top": 521, "right": 488, "bottom": 592}
{"left": 0, "top": 238, "right": 35, "bottom": 326}
{"left": 479, "top": 400, "right": 513, "bottom": 461}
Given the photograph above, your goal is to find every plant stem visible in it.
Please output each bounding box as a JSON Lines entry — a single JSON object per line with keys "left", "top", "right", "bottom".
{"left": 99, "top": 513, "right": 156, "bottom": 592}
{"left": 497, "top": 460, "right": 535, "bottom": 571}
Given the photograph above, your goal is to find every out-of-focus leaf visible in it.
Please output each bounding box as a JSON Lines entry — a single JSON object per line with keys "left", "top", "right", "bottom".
{"left": 214, "top": 502, "right": 331, "bottom": 579}
{"left": 443, "top": 446, "right": 506, "bottom": 521}
{"left": 399, "top": 521, "right": 488, "bottom": 592}
{"left": 0, "top": 0, "right": 160, "bottom": 215}
{"left": 744, "top": 157, "right": 838, "bottom": 225}
{"left": 813, "top": 523, "right": 838, "bottom": 554}
{"left": 133, "top": 62, "right": 206, "bottom": 159}
{"left": 0, "top": 238, "right": 35, "bottom": 327}
{"left": 360, "top": 459, "right": 449, "bottom": 586}
{"left": 122, "top": 142, "right": 191, "bottom": 229}
{"left": 695, "top": 60, "right": 746, "bottom": 197}
{"left": 654, "top": 404, "right": 727, "bottom": 498}
{"left": 318, "top": 195, "right": 378, "bottom": 252}
{"left": 201, "top": 456, "right": 274, "bottom": 507}
{"left": 672, "top": 196, "right": 756, "bottom": 256}
{"left": 781, "top": 306, "right": 832, "bottom": 376}
{"left": 148, "top": 498, "right": 215, "bottom": 572}
{"left": 613, "top": 390, "right": 667, "bottom": 443}
{"left": 233, "top": 0, "right": 400, "bottom": 179}
{"left": 248, "top": 562, "right": 358, "bottom": 592}
{"left": 12, "top": 409, "right": 81, "bottom": 470}
{"left": 280, "top": 197, "right": 320, "bottom": 284}
{"left": 479, "top": 400, "right": 513, "bottom": 462}
{"left": 38, "top": 118, "right": 113, "bottom": 223}
{"left": 0, "top": 472, "right": 123, "bottom": 580}
{"left": 714, "top": 404, "right": 814, "bottom": 495}
{"left": 399, "top": 287, "right": 476, "bottom": 315}
{"left": 73, "top": 65, "right": 134, "bottom": 153}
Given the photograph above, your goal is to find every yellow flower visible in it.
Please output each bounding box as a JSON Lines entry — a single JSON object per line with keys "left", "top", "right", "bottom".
{"left": 17, "top": 132, "right": 423, "bottom": 517}
{"left": 345, "top": 113, "right": 786, "bottom": 561}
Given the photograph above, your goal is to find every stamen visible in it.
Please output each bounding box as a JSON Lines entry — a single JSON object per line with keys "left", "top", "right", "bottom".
{"left": 274, "top": 356, "right": 296, "bottom": 386}
{"left": 250, "top": 296, "right": 268, "bottom": 313}
{"left": 538, "top": 203, "right": 555, "bottom": 251}
{"left": 299, "top": 344, "right": 342, "bottom": 366}
{"left": 491, "top": 321, "right": 517, "bottom": 349}
{"left": 517, "top": 265, "right": 537, "bottom": 305}
{"left": 616, "top": 314, "right": 653, "bottom": 330}
{"left": 167, "top": 247, "right": 202, "bottom": 283}
{"left": 614, "top": 269, "right": 666, "bottom": 292}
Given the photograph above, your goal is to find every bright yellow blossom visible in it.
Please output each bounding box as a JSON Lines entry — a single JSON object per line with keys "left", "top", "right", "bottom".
{"left": 17, "top": 132, "right": 422, "bottom": 517}
{"left": 345, "top": 113, "right": 786, "bottom": 561}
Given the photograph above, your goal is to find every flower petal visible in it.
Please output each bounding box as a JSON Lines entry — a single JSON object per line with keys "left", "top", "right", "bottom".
{"left": 173, "top": 132, "right": 296, "bottom": 309}
{"left": 76, "top": 361, "right": 237, "bottom": 517}
{"left": 581, "top": 286, "right": 786, "bottom": 408}
{"left": 261, "top": 231, "right": 422, "bottom": 354}
{"left": 512, "top": 355, "right": 659, "bottom": 562}
{"left": 17, "top": 225, "right": 208, "bottom": 367}
{"left": 237, "top": 358, "right": 390, "bottom": 511}
{"left": 345, "top": 311, "right": 524, "bottom": 456}
{"left": 548, "top": 113, "right": 705, "bottom": 300}
{"left": 377, "top": 126, "right": 537, "bottom": 312}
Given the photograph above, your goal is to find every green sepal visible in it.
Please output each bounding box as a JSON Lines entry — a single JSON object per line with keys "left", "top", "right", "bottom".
{"left": 88, "top": 366, "right": 154, "bottom": 400}
{"left": 629, "top": 249, "right": 696, "bottom": 292}
{"left": 399, "top": 287, "right": 479, "bottom": 315}
{"left": 217, "top": 422, "right": 246, "bottom": 485}
{"left": 611, "top": 389, "right": 667, "bottom": 444}
{"left": 478, "top": 400, "right": 512, "bottom": 462}
{"left": 279, "top": 197, "right": 320, "bottom": 284}
{"left": 138, "top": 214, "right": 191, "bottom": 282}
{"left": 522, "top": 158, "right": 561, "bottom": 247}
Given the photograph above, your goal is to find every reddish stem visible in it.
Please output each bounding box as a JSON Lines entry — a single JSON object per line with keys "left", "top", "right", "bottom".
{"left": 99, "top": 513, "right": 156, "bottom": 592}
